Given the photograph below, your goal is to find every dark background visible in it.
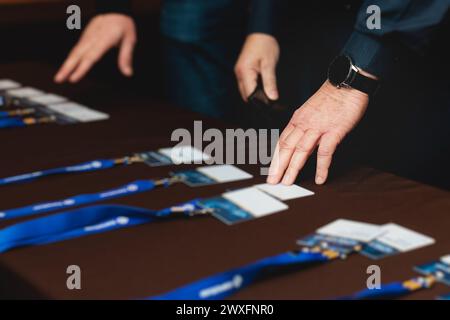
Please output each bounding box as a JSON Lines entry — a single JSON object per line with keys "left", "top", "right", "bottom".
{"left": 0, "top": 0, "right": 448, "bottom": 189}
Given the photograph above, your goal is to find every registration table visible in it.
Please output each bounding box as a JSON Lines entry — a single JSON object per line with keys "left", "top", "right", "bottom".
{"left": 0, "top": 62, "right": 449, "bottom": 300}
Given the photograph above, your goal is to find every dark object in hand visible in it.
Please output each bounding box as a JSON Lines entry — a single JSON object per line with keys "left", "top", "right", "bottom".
{"left": 248, "top": 81, "right": 286, "bottom": 112}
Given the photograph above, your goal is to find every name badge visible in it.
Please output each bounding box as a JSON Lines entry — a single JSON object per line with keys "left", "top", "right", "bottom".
{"left": 200, "top": 186, "right": 288, "bottom": 225}
{"left": 174, "top": 164, "right": 253, "bottom": 187}
{"left": 137, "top": 146, "right": 210, "bottom": 167}
{"left": 415, "top": 255, "right": 450, "bottom": 286}
{"left": 361, "top": 223, "right": 435, "bottom": 259}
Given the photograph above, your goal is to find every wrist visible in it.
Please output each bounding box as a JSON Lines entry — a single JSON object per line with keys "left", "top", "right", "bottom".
{"left": 328, "top": 54, "right": 380, "bottom": 97}
{"left": 324, "top": 80, "right": 369, "bottom": 101}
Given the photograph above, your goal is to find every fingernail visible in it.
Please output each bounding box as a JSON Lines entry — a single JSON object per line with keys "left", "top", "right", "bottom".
{"left": 124, "top": 68, "right": 133, "bottom": 76}
{"left": 281, "top": 174, "right": 291, "bottom": 185}
{"left": 267, "top": 176, "right": 277, "bottom": 184}
{"left": 316, "top": 176, "right": 325, "bottom": 185}
{"left": 269, "top": 90, "right": 278, "bottom": 100}
{"left": 268, "top": 166, "right": 277, "bottom": 176}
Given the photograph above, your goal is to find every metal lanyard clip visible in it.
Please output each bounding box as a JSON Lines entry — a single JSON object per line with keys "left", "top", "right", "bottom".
{"left": 23, "top": 115, "right": 56, "bottom": 125}
{"left": 114, "top": 154, "right": 145, "bottom": 165}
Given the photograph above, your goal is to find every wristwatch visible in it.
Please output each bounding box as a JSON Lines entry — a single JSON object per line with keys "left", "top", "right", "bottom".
{"left": 327, "top": 54, "right": 380, "bottom": 97}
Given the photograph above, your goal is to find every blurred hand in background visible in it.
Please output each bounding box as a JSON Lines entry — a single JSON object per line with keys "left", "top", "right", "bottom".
{"left": 54, "top": 14, "right": 137, "bottom": 83}
{"left": 234, "top": 33, "right": 279, "bottom": 101}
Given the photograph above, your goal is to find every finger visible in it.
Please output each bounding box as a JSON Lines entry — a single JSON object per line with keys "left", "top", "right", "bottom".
{"left": 267, "top": 124, "right": 304, "bottom": 184}
{"left": 68, "top": 40, "right": 111, "bottom": 82}
{"left": 234, "top": 65, "right": 247, "bottom": 100}
{"left": 118, "top": 33, "right": 136, "bottom": 76}
{"left": 267, "top": 123, "right": 296, "bottom": 182}
{"left": 281, "top": 129, "right": 321, "bottom": 185}
{"left": 54, "top": 43, "right": 91, "bottom": 83}
{"left": 315, "top": 132, "right": 340, "bottom": 185}
{"left": 261, "top": 61, "right": 278, "bottom": 100}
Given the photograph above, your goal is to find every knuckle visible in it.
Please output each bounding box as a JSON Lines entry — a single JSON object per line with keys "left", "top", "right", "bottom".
{"left": 261, "top": 59, "right": 274, "bottom": 69}
{"left": 234, "top": 67, "right": 247, "bottom": 79}
{"left": 279, "top": 140, "right": 294, "bottom": 151}
{"left": 285, "top": 168, "right": 297, "bottom": 178}
{"left": 295, "top": 143, "right": 310, "bottom": 153}
{"left": 83, "top": 53, "right": 98, "bottom": 64}
{"left": 293, "top": 109, "right": 303, "bottom": 118}
{"left": 317, "top": 146, "right": 334, "bottom": 157}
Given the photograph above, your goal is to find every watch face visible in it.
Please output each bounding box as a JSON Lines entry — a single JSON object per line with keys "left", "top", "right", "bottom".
{"left": 328, "top": 55, "right": 352, "bottom": 87}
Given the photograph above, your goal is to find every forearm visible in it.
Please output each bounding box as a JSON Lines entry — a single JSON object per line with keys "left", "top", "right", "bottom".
{"left": 342, "top": 0, "right": 449, "bottom": 78}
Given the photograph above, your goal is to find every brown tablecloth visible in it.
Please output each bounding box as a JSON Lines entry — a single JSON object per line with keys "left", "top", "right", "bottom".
{"left": 0, "top": 62, "right": 449, "bottom": 300}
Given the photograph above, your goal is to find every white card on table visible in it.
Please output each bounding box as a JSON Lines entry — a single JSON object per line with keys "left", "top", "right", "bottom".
{"left": 377, "top": 223, "right": 435, "bottom": 252}
{"left": 255, "top": 183, "right": 314, "bottom": 201}
{"left": 197, "top": 164, "right": 253, "bottom": 183}
{"left": 317, "top": 219, "right": 385, "bottom": 243}
{"left": 441, "top": 255, "right": 450, "bottom": 265}
{"left": 158, "top": 145, "right": 210, "bottom": 164}
{"left": 29, "top": 93, "right": 67, "bottom": 105}
{"left": 47, "top": 102, "right": 109, "bottom": 122}
{"left": 0, "top": 79, "right": 21, "bottom": 90}
{"left": 7, "top": 87, "right": 45, "bottom": 98}
{"left": 223, "top": 187, "right": 288, "bottom": 218}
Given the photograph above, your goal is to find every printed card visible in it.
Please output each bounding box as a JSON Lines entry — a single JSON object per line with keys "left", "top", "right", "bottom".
{"left": 297, "top": 233, "right": 362, "bottom": 255}
{"left": 197, "top": 165, "right": 253, "bottom": 183}
{"left": 174, "top": 165, "right": 253, "bottom": 187}
{"left": 139, "top": 146, "right": 210, "bottom": 167}
{"left": 317, "top": 219, "right": 385, "bottom": 243}
{"left": 441, "top": 255, "right": 450, "bottom": 265}
{"left": 415, "top": 255, "right": 450, "bottom": 286}
{"left": 173, "top": 169, "right": 217, "bottom": 186}
{"left": 255, "top": 183, "right": 314, "bottom": 201}
{"left": 47, "top": 102, "right": 109, "bottom": 123}
{"left": 158, "top": 146, "right": 210, "bottom": 164}
{"left": 7, "top": 87, "right": 45, "bottom": 98}
{"left": 138, "top": 151, "right": 174, "bottom": 167}
{"left": 29, "top": 93, "right": 67, "bottom": 106}
{"left": 201, "top": 187, "right": 288, "bottom": 225}
{"left": 223, "top": 187, "right": 288, "bottom": 218}
{"left": 361, "top": 223, "right": 435, "bottom": 259}
{"left": 0, "top": 79, "right": 21, "bottom": 90}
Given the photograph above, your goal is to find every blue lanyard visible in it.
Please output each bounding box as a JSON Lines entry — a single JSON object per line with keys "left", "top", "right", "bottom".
{"left": 0, "top": 117, "right": 27, "bottom": 128}
{"left": 150, "top": 249, "right": 339, "bottom": 300}
{"left": 0, "top": 108, "right": 34, "bottom": 118}
{"left": 0, "top": 110, "right": 10, "bottom": 117}
{"left": 0, "top": 179, "right": 174, "bottom": 220}
{"left": 0, "top": 116, "right": 54, "bottom": 129}
{"left": 0, "top": 159, "right": 123, "bottom": 186}
{"left": 339, "top": 276, "right": 435, "bottom": 300}
{"left": 0, "top": 201, "right": 204, "bottom": 254}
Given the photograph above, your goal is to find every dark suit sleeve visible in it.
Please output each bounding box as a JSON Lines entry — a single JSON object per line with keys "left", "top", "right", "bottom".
{"left": 96, "top": 0, "right": 132, "bottom": 15}
{"left": 342, "top": 0, "right": 449, "bottom": 78}
{"left": 248, "top": 0, "right": 278, "bottom": 36}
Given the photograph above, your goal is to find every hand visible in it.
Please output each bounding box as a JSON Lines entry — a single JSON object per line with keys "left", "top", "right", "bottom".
{"left": 234, "top": 33, "right": 280, "bottom": 101}
{"left": 54, "top": 14, "right": 137, "bottom": 83}
{"left": 267, "top": 80, "right": 369, "bottom": 185}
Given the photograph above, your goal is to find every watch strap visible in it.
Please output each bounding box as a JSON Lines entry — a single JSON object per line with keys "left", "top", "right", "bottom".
{"left": 350, "top": 71, "right": 380, "bottom": 97}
